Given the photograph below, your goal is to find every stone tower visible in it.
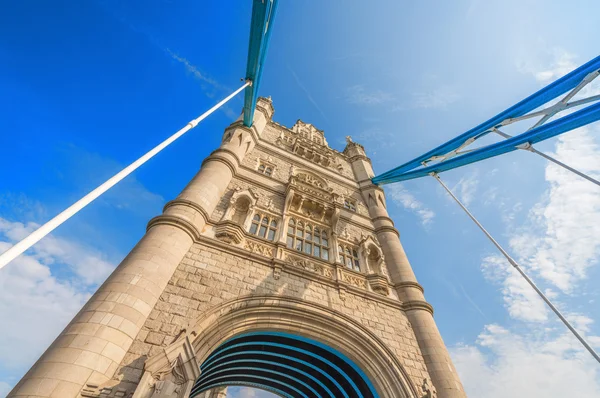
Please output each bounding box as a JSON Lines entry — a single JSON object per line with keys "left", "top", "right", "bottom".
{"left": 9, "top": 98, "right": 465, "bottom": 398}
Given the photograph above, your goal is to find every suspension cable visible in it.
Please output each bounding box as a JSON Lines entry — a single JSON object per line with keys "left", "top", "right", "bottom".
{"left": 493, "top": 128, "right": 600, "bottom": 188}
{"left": 0, "top": 81, "right": 251, "bottom": 269}
{"left": 431, "top": 172, "right": 600, "bottom": 364}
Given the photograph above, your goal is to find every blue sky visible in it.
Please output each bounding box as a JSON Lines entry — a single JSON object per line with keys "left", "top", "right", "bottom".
{"left": 1, "top": 1, "right": 600, "bottom": 397}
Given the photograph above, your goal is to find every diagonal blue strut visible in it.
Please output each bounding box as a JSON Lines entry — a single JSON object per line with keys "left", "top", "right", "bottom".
{"left": 373, "top": 54, "right": 600, "bottom": 185}
{"left": 243, "top": 0, "right": 279, "bottom": 127}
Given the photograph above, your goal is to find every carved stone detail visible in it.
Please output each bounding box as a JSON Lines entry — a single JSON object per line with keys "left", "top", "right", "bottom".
{"left": 132, "top": 335, "right": 200, "bottom": 398}
{"left": 341, "top": 270, "right": 367, "bottom": 289}
{"left": 421, "top": 378, "right": 437, "bottom": 398}
{"left": 244, "top": 239, "right": 274, "bottom": 257}
{"left": 214, "top": 221, "right": 245, "bottom": 244}
{"left": 367, "top": 273, "right": 389, "bottom": 296}
{"left": 285, "top": 253, "right": 333, "bottom": 278}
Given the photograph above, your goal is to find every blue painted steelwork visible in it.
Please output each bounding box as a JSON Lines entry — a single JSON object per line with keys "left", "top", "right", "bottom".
{"left": 373, "top": 55, "right": 600, "bottom": 184}
{"left": 200, "top": 341, "right": 357, "bottom": 397}
{"left": 198, "top": 356, "right": 337, "bottom": 397}
{"left": 190, "top": 331, "right": 379, "bottom": 398}
{"left": 194, "top": 366, "right": 318, "bottom": 398}
{"left": 243, "top": 0, "right": 279, "bottom": 127}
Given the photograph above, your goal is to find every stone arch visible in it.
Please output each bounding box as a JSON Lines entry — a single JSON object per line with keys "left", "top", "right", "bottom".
{"left": 221, "top": 189, "right": 257, "bottom": 228}
{"left": 291, "top": 168, "right": 329, "bottom": 191}
{"left": 231, "top": 196, "right": 251, "bottom": 226}
{"left": 186, "top": 295, "right": 420, "bottom": 398}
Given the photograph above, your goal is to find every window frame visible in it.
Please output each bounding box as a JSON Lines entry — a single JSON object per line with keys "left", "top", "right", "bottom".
{"left": 338, "top": 243, "right": 361, "bottom": 272}
{"left": 248, "top": 213, "right": 279, "bottom": 241}
{"left": 257, "top": 161, "right": 275, "bottom": 177}
{"left": 286, "top": 217, "right": 330, "bottom": 261}
{"left": 343, "top": 198, "right": 357, "bottom": 212}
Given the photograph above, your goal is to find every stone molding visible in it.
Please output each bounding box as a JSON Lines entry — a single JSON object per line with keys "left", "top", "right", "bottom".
{"left": 374, "top": 225, "right": 401, "bottom": 238}
{"left": 395, "top": 280, "right": 425, "bottom": 294}
{"left": 255, "top": 140, "right": 359, "bottom": 188}
{"left": 187, "top": 295, "right": 422, "bottom": 398}
{"left": 147, "top": 215, "right": 201, "bottom": 241}
{"left": 195, "top": 235, "right": 404, "bottom": 310}
{"left": 201, "top": 149, "right": 239, "bottom": 175}
{"left": 402, "top": 300, "right": 434, "bottom": 315}
{"left": 163, "top": 199, "right": 211, "bottom": 225}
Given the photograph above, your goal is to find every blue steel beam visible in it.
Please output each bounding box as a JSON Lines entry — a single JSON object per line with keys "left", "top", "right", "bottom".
{"left": 373, "top": 100, "right": 600, "bottom": 184}
{"left": 243, "top": 0, "right": 279, "bottom": 127}
{"left": 373, "top": 55, "right": 600, "bottom": 185}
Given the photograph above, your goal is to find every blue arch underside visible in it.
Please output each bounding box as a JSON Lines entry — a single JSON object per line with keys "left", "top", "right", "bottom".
{"left": 189, "top": 331, "right": 380, "bottom": 398}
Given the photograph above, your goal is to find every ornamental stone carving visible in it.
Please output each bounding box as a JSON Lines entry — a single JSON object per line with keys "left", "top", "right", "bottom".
{"left": 132, "top": 334, "right": 200, "bottom": 398}
{"left": 341, "top": 270, "right": 367, "bottom": 289}
{"left": 285, "top": 253, "right": 333, "bottom": 278}
{"left": 244, "top": 239, "right": 274, "bottom": 257}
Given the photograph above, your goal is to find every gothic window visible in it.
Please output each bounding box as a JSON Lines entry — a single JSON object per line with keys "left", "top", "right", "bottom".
{"left": 339, "top": 244, "right": 361, "bottom": 272}
{"left": 258, "top": 162, "right": 273, "bottom": 177}
{"left": 286, "top": 218, "right": 329, "bottom": 261}
{"left": 249, "top": 213, "right": 278, "bottom": 241}
{"left": 344, "top": 198, "right": 357, "bottom": 212}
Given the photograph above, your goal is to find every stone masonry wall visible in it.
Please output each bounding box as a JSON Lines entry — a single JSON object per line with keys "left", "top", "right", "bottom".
{"left": 114, "top": 241, "right": 430, "bottom": 392}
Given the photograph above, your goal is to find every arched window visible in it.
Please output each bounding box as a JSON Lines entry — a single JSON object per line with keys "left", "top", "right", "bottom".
{"left": 339, "top": 244, "right": 360, "bottom": 272}
{"left": 286, "top": 218, "right": 329, "bottom": 260}
{"left": 249, "top": 213, "right": 278, "bottom": 241}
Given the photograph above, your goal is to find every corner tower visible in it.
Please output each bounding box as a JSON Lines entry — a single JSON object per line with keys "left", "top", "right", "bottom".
{"left": 10, "top": 98, "right": 465, "bottom": 398}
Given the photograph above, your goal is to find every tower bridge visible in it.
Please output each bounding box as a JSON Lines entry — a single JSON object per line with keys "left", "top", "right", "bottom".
{"left": 8, "top": 98, "right": 463, "bottom": 398}
{"left": 3, "top": 1, "right": 600, "bottom": 397}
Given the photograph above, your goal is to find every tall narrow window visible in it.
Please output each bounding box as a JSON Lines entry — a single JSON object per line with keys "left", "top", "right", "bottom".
{"left": 286, "top": 218, "right": 329, "bottom": 260}
{"left": 248, "top": 213, "right": 278, "bottom": 241}
{"left": 344, "top": 199, "right": 357, "bottom": 212}
{"left": 257, "top": 161, "right": 275, "bottom": 177}
{"left": 339, "top": 244, "right": 360, "bottom": 272}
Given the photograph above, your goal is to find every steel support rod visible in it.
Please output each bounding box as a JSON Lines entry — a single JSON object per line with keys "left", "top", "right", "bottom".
{"left": 0, "top": 81, "right": 251, "bottom": 269}
{"left": 493, "top": 129, "right": 600, "bottom": 188}
{"left": 431, "top": 172, "right": 600, "bottom": 364}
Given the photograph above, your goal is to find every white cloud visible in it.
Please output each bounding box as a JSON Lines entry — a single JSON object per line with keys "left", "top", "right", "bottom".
{"left": 346, "top": 85, "right": 394, "bottom": 105}
{"left": 167, "top": 49, "right": 238, "bottom": 119}
{"left": 288, "top": 65, "right": 328, "bottom": 121}
{"left": 452, "top": 323, "right": 600, "bottom": 398}
{"left": 508, "top": 48, "right": 600, "bottom": 293}
{"left": 0, "top": 381, "right": 11, "bottom": 397}
{"left": 518, "top": 48, "right": 578, "bottom": 86}
{"left": 452, "top": 48, "right": 600, "bottom": 397}
{"left": 0, "top": 218, "right": 114, "bottom": 286}
{"left": 453, "top": 172, "right": 479, "bottom": 206}
{"left": 481, "top": 255, "right": 549, "bottom": 322}
{"left": 226, "top": 386, "right": 279, "bottom": 398}
{"left": 0, "top": 239, "right": 90, "bottom": 370}
{"left": 411, "top": 85, "right": 461, "bottom": 109}
{"left": 386, "top": 184, "right": 435, "bottom": 226}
